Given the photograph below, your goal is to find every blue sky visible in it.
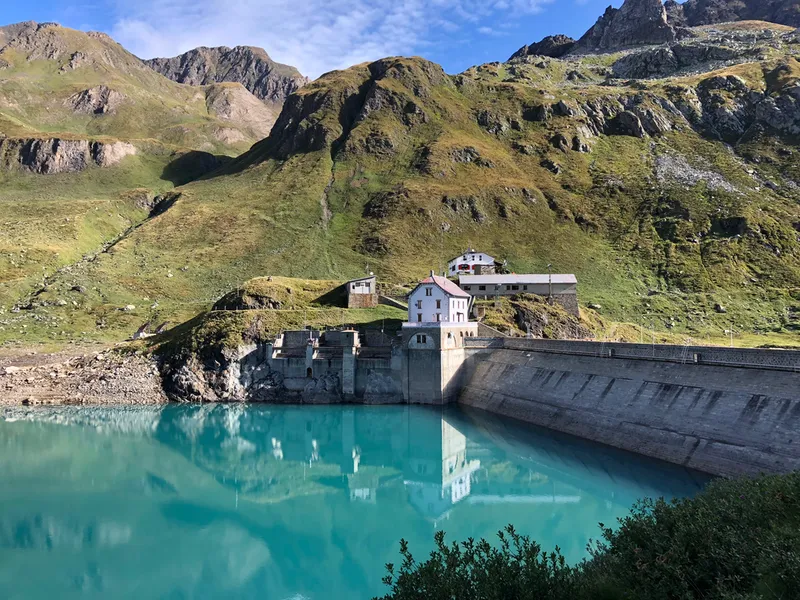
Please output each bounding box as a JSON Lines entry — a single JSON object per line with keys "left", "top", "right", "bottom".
{"left": 1, "top": 0, "right": 633, "bottom": 78}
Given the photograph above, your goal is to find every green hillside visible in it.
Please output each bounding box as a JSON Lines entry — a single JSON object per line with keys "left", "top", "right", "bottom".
{"left": 0, "top": 21, "right": 287, "bottom": 332}
{"left": 2, "top": 21, "right": 800, "bottom": 347}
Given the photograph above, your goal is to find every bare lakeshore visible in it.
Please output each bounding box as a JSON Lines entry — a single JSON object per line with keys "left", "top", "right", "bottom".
{"left": 0, "top": 346, "right": 167, "bottom": 406}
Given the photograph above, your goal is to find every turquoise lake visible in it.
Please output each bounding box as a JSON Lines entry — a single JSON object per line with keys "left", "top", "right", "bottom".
{"left": 0, "top": 404, "right": 709, "bottom": 599}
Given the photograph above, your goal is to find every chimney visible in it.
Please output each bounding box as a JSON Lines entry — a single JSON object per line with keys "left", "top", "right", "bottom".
{"left": 430, "top": 270, "right": 435, "bottom": 277}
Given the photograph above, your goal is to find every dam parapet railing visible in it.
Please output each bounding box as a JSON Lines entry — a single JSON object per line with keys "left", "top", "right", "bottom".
{"left": 464, "top": 337, "right": 800, "bottom": 372}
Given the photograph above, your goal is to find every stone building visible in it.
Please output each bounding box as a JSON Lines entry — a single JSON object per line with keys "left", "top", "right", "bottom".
{"left": 346, "top": 275, "right": 378, "bottom": 308}
{"left": 458, "top": 273, "right": 579, "bottom": 316}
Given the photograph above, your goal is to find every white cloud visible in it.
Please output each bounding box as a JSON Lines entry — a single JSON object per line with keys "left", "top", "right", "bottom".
{"left": 108, "top": 0, "right": 553, "bottom": 78}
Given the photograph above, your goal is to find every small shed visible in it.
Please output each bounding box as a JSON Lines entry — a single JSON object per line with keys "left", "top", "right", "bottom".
{"left": 346, "top": 275, "right": 378, "bottom": 308}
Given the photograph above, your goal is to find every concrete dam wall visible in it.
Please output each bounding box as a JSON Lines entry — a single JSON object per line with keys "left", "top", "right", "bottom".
{"left": 459, "top": 339, "right": 800, "bottom": 477}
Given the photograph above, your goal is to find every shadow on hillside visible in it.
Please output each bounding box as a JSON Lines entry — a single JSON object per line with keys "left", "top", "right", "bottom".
{"left": 311, "top": 285, "right": 347, "bottom": 308}
{"left": 160, "top": 151, "right": 233, "bottom": 186}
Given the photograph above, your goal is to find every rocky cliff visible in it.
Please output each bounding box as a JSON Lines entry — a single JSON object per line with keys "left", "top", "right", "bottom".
{"left": 575, "top": 0, "right": 679, "bottom": 51}
{"left": 508, "top": 35, "right": 577, "bottom": 59}
{"left": 0, "top": 137, "right": 137, "bottom": 173}
{"left": 666, "top": 0, "right": 800, "bottom": 28}
{"left": 514, "top": 0, "right": 800, "bottom": 58}
{"left": 145, "top": 46, "right": 308, "bottom": 106}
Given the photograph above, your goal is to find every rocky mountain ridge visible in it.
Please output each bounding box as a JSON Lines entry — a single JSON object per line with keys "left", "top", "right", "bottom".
{"left": 145, "top": 45, "right": 308, "bottom": 107}
{"left": 512, "top": 0, "right": 800, "bottom": 57}
{"left": 666, "top": 0, "right": 800, "bottom": 28}
{"left": 0, "top": 21, "right": 282, "bottom": 154}
{"left": 1, "top": 14, "right": 800, "bottom": 348}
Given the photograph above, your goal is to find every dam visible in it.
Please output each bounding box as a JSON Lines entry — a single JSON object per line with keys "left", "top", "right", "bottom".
{"left": 230, "top": 326, "right": 800, "bottom": 477}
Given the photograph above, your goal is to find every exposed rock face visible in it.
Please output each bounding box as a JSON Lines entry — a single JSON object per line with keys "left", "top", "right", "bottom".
{"left": 666, "top": 0, "right": 800, "bottom": 29}
{"left": 67, "top": 85, "right": 125, "bottom": 114}
{"left": 508, "top": 35, "right": 576, "bottom": 60}
{"left": 204, "top": 84, "right": 278, "bottom": 139}
{"left": 0, "top": 21, "right": 69, "bottom": 61}
{"left": 145, "top": 46, "right": 308, "bottom": 106}
{"left": 611, "top": 41, "right": 759, "bottom": 79}
{"left": 577, "top": 0, "right": 678, "bottom": 51}
{"left": 0, "top": 138, "right": 137, "bottom": 174}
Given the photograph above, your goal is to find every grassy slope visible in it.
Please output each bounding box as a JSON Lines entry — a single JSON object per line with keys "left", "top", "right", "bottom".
{"left": 0, "top": 23, "right": 285, "bottom": 339}
{"left": 3, "top": 24, "right": 800, "bottom": 347}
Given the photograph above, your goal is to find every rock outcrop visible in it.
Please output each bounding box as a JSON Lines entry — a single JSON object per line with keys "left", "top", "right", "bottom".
{"left": 508, "top": 35, "right": 577, "bottom": 60}
{"left": 145, "top": 46, "right": 308, "bottom": 106}
{"left": 67, "top": 85, "right": 125, "bottom": 114}
{"left": 0, "top": 138, "right": 137, "bottom": 173}
{"left": 576, "top": 0, "right": 678, "bottom": 51}
{"left": 204, "top": 83, "right": 279, "bottom": 139}
{"left": 611, "top": 40, "right": 762, "bottom": 78}
{"left": 666, "top": 0, "right": 800, "bottom": 29}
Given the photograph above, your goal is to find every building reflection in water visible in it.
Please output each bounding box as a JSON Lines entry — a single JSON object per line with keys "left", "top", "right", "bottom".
{"left": 404, "top": 412, "right": 481, "bottom": 525}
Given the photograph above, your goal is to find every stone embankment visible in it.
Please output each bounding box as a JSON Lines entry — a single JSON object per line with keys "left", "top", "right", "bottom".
{"left": 0, "top": 349, "right": 167, "bottom": 405}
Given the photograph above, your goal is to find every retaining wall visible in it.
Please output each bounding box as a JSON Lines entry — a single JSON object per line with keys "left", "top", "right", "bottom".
{"left": 459, "top": 338, "right": 800, "bottom": 477}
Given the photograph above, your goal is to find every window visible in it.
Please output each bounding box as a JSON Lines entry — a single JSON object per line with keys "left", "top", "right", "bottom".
{"left": 511, "top": 285, "right": 520, "bottom": 291}
{"left": 462, "top": 285, "right": 471, "bottom": 291}
{"left": 495, "top": 285, "right": 500, "bottom": 291}
{"left": 450, "top": 265, "right": 456, "bottom": 272}
{"left": 436, "top": 313, "right": 441, "bottom": 322}
{"left": 523, "top": 285, "right": 528, "bottom": 291}
{"left": 416, "top": 334, "right": 427, "bottom": 344}
{"left": 425, "top": 287, "right": 432, "bottom": 297}
{"left": 436, "top": 299, "right": 441, "bottom": 309}
{"left": 479, "top": 255, "right": 483, "bottom": 260}
{"left": 479, "top": 285, "right": 486, "bottom": 291}
{"left": 416, "top": 300, "right": 422, "bottom": 309}
{"left": 417, "top": 313, "right": 422, "bottom": 323}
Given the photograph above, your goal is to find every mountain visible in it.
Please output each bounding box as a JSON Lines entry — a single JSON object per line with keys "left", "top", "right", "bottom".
{"left": 1, "top": 16, "right": 800, "bottom": 348}
{"left": 665, "top": 0, "right": 800, "bottom": 28}
{"left": 145, "top": 46, "right": 308, "bottom": 107}
{"left": 514, "top": 0, "right": 800, "bottom": 57}
{"left": 575, "top": 0, "right": 678, "bottom": 52}
{"left": 4, "top": 19, "right": 798, "bottom": 348}
{"left": 0, "top": 21, "right": 279, "bottom": 314}
{"left": 0, "top": 21, "right": 280, "bottom": 156}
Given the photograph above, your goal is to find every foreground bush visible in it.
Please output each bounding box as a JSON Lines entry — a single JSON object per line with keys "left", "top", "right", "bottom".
{"left": 376, "top": 472, "right": 800, "bottom": 600}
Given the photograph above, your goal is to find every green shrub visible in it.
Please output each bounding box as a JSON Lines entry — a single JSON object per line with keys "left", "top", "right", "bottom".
{"left": 376, "top": 473, "right": 800, "bottom": 600}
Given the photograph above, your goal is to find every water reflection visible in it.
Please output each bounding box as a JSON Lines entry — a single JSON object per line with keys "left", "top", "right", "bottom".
{"left": 0, "top": 405, "right": 709, "bottom": 600}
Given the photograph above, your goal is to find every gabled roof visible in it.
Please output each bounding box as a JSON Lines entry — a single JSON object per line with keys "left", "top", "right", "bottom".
{"left": 411, "top": 274, "right": 471, "bottom": 298}
{"left": 448, "top": 249, "right": 495, "bottom": 263}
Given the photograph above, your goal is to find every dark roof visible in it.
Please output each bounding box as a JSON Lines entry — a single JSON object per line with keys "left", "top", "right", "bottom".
{"left": 347, "top": 275, "right": 376, "bottom": 283}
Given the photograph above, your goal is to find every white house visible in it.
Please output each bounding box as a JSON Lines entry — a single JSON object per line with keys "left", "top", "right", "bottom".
{"left": 407, "top": 272, "right": 471, "bottom": 324}
{"left": 447, "top": 249, "right": 496, "bottom": 276}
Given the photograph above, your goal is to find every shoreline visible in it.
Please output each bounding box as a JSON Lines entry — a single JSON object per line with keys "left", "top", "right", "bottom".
{"left": 1, "top": 347, "right": 168, "bottom": 406}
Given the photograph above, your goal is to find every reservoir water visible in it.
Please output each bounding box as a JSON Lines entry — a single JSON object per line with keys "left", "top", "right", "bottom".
{"left": 0, "top": 404, "right": 709, "bottom": 599}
